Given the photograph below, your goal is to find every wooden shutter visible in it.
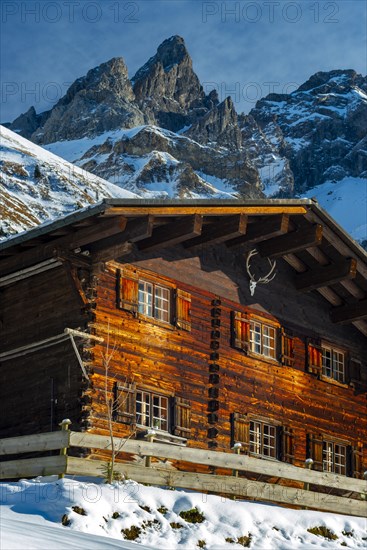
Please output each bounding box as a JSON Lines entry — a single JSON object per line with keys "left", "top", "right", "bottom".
{"left": 351, "top": 443, "right": 363, "bottom": 478}
{"left": 231, "top": 311, "right": 250, "bottom": 352}
{"left": 231, "top": 412, "right": 250, "bottom": 453}
{"left": 280, "top": 329, "right": 294, "bottom": 367}
{"left": 114, "top": 382, "right": 136, "bottom": 425}
{"left": 307, "top": 338, "right": 322, "bottom": 376}
{"left": 307, "top": 433, "right": 323, "bottom": 471}
{"left": 116, "top": 269, "right": 139, "bottom": 313}
{"left": 172, "top": 397, "right": 191, "bottom": 438}
{"left": 280, "top": 426, "right": 294, "bottom": 463}
{"left": 175, "top": 289, "right": 191, "bottom": 331}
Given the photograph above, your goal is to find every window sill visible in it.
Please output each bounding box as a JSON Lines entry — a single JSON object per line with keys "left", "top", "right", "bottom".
{"left": 320, "top": 375, "right": 348, "bottom": 388}
{"left": 247, "top": 350, "right": 280, "bottom": 367}
{"left": 136, "top": 429, "right": 187, "bottom": 446}
{"left": 137, "top": 314, "right": 176, "bottom": 331}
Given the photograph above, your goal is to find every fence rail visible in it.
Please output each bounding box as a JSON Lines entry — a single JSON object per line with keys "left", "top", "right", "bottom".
{"left": 0, "top": 428, "right": 366, "bottom": 517}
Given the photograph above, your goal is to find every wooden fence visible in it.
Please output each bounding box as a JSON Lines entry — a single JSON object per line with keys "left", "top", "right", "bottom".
{"left": 0, "top": 427, "right": 366, "bottom": 517}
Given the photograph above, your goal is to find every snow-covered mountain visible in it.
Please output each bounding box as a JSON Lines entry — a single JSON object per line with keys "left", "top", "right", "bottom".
{"left": 0, "top": 125, "right": 137, "bottom": 238}
{"left": 2, "top": 36, "right": 366, "bottom": 244}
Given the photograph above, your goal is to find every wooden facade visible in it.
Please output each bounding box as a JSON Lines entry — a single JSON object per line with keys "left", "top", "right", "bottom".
{"left": 0, "top": 199, "right": 366, "bottom": 481}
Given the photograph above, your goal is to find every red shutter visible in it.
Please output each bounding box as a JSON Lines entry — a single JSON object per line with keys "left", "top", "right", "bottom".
{"left": 175, "top": 289, "right": 191, "bottom": 331}
{"left": 116, "top": 270, "right": 139, "bottom": 313}
{"left": 307, "top": 339, "right": 322, "bottom": 376}
{"left": 232, "top": 311, "right": 250, "bottom": 352}
{"left": 281, "top": 329, "right": 294, "bottom": 367}
{"left": 231, "top": 412, "right": 250, "bottom": 453}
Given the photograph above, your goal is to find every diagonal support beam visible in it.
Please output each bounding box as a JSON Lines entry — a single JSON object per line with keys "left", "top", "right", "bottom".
{"left": 137, "top": 215, "right": 203, "bottom": 251}
{"left": 184, "top": 214, "right": 247, "bottom": 248}
{"left": 226, "top": 214, "right": 289, "bottom": 248}
{"left": 258, "top": 224, "right": 323, "bottom": 259}
{"left": 295, "top": 258, "right": 357, "bottom": 292}
{"left": 330, "top": 298, "right": 367, "bottom": 324}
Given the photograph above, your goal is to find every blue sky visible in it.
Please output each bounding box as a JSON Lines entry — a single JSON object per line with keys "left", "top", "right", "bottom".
{"left": 1, "top": 0, "right": 366, "bottom": 122}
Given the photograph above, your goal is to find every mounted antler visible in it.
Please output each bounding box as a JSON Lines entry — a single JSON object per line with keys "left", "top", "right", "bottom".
{"left": 246, "top": 249, "right": 277, "bottom": 296}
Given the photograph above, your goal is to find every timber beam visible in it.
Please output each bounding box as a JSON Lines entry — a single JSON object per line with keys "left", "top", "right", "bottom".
{"left": 295, "top": 258, "right": 357, "bottom": 292}
{"left": 257, "top": 223, "right": 323, "bottom": 259}
{"left": 137, "top": 215, "right": 203, "bottom": 251}
{"left": 331, "top": 298, "right": 367, "bottom": 324}
{"left": 184, "top": 214, "right": 247, "bottom": 248}
{"left": 90, "top": 216, "right": 154, "bottom": 263}
{"left": 226, "top": 214, "right": 289, "bottom": 248}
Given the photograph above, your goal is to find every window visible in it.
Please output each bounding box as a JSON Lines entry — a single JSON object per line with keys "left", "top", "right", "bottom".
{"left": 250, "top": 320, "right": 276, "bottom": 359}
{"left": 249, "top": 420, "right": 277, "bottom": 459}
{"left": 322, "top": 346, "right": 345, "bottom": 383}
{"left": 117, "top": 269, "right": 191, "bottom": 331}
{"left": 323, "top": 441, "right": 347, "bottom": 475}
{"left": 136, "top": 390, "right": 169, "bottom": 431}
{"left": 138, "top": 281, "right": 170, "bottom": 322}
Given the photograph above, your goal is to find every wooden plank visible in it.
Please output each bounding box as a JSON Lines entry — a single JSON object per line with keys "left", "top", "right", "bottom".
{"left": 102, "top": 206, "right": 308, "bottom": 216}
{"left": 226, "top": 215, "right": 289, "bottom": 248}
{"left": 295, "top": 259, "right": 357, "bottom": 292}
{"left": 137, "top": 215, "right": 203, "bottom": 251}
{"left": 258, "top": 224, "right": 323, "bottom": 259}
{"left": 0, "top": 431, "right": 69, "bottom": 455}
{"left": 69, "top": 432, "right": 365, "bottom": 494}
{"left": 66, "top": 457, "right": 367, "bottom": 517}
{"left": 0, "top": 455, "right": 67, "bottom": 479}
{"left": 184, "top": 215, "right": 247, "bottom": 248}
{"left": 331, "top": 299, "right": 367, "bottom": 324}
{"left": 90, "top": 216, "right": 154, "bottom": 263}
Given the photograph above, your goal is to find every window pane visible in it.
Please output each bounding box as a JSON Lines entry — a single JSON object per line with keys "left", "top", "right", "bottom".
{"left": 263, "top": 326, "right": 276, "bottom": 359}
{"left": 154, "top": 285, "right": 170, "bottom": 322}
{"left": 323, "top": 441, "right": 333, "bottom": 473}
{"left": 138, "top": 282, "right": 153, "bottom": 317}
{"left": 250, "top": 322, "right": 262, "bottom": 355}
{"left": 136, "top": 391, "right": 150, "bottom": 427}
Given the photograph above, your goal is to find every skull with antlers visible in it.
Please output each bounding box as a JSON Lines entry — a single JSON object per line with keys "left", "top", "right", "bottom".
{"left": 246, "top": 249, "right": 277, "bottom": 296}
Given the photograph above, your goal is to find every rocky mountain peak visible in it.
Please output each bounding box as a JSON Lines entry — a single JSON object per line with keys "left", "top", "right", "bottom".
{"left": 296, "top": 69, "right": 361, "bottom": 94}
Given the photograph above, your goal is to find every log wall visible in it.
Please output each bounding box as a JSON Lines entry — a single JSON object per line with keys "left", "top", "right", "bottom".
{"left": 88, "top": 250, "right": 366, "bottom": 473}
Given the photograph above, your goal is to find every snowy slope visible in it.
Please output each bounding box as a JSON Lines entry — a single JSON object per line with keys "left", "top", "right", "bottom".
{"left": 0, "top": 125, "right": 137, "bottom": 238}
{"left": 303, "top": 177, "right": 367, "bottom": 242}
{"left": 1, "top": 478, "right": 366, "bottom": 549}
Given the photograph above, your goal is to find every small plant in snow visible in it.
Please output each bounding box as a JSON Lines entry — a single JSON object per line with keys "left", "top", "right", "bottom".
{"left": 197, "top": 540, "right": 206, "bottom": 548}
{"left": 157, "top": 505, "right": 168, "bottom": 515}
{"left": 72, "top": 506, "right": 87, "bottom": 516}
{"left": 307, "top": 526, "right": 338, "bottom": 540}
{"left": 179, "top": 507, "right": 205, "bottom": 523}
{"left": 170, "top": 522, "right": 184, "bottom": 529}
{"left": 121, "top": 525, "right": 141, "bottom": 540}
{"left": 61, "top": 514, "right": 71, "bottom": 526}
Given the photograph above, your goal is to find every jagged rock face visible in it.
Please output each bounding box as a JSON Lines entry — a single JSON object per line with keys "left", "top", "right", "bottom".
{"left": 185, "top": 97, "right": 242, "bottom": 150}
{"left": 9, "top": 58, "right": 145, "bottom": 144}
{"left": 132, "top": 35, "right": 212, "bottom": 132}
{"left": 250, "top": 70, "right": 367, "bottom": 191}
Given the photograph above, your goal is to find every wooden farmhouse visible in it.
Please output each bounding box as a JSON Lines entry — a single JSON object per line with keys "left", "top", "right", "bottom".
{"left": 0, "top": 199, "right": 366, "bottom": 480}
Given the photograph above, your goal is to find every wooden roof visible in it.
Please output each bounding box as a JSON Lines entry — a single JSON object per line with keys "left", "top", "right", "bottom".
{"left": 1, "top": 198, "right": 367, "bottom": 338}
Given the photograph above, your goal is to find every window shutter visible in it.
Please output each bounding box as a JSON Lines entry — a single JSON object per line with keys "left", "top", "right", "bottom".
{"left": 172, "top": 397, "right": 191, "bottom": 438}
{"left": 280, "top": 329, "right": 295, "bottom": 367}
{"left": 351, "top": 443, "right": 363, "bottom": 478}
{"left": 175, "top": 289, "right": 191, "bottom": 331}
{"left": 231, "top": 412, "right": 250, "bottom": 453}
{"left": 231, "top": 311, "right": 250, "bottom": 352}
{"left": 114, "top": 382, "right": 136, "bottom": 425}
{"left": 307, "top": 338, "right": 322, "bottom": 376}
{"left": 347, "top": 358, "right": 361, "bottom": 384}
{"left": 116, "top": 270, "right": 139, "bottom": 313}
{"left": 280, "top": 426, "right": 294, "bottom": 463}
{"left": 307, "top": 433, "right": 323, "bottom": 471}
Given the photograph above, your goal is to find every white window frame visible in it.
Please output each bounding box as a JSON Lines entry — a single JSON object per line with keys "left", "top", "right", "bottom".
{"left": 249, "top": 420, "right": 277, "bottom": 459}
{"left": 136, "top": 390, "right": 170, "bottom": 432}
{"left": 250, "top": 320, "right": 277, "bottom": 359}
{"left": 323, "top": 440, "right": 347, "bottom": 475}
{"left": 138, "top": 280, "right": 170, "bottom": 323}
{"left": 321, "top": 345, "right": 345, "bottom": 383}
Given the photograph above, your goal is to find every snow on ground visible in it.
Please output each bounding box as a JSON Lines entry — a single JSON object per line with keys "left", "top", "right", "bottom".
{"left": 1, "top": 477, "right": 366, "bottom": 549}
{"left": 303, "top": 177, "right": 367, "bottom": 243}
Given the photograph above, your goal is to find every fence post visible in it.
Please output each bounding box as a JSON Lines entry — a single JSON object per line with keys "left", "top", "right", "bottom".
{"left": 58, "top": 419, "right": 72, "bottom": 479}
{"left": 231, "top": 443, "right": 242, "bottom": 477}
{"left": 144, "top": 429, "right": 156, "bottom": 468}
